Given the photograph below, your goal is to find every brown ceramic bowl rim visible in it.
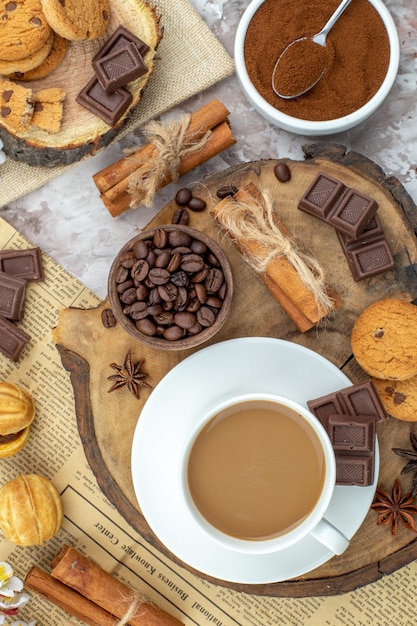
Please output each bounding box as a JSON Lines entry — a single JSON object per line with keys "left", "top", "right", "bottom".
{"left": 108, "top": 225, "right": 234, "bottom": 351}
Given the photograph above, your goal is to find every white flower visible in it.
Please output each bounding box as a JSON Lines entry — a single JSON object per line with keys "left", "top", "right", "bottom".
{"left": 0, "top": 565, "right": 23, "bottom": 598}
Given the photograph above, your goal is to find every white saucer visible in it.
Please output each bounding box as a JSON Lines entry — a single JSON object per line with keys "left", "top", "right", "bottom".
{"left": 131, "top": 337, "right": 379, "bottom": 584}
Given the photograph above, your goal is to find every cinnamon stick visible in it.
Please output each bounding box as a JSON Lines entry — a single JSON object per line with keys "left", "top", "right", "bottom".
{"left": 25, "top": 567, "right": 119, "bottom": 626}
{"left": 100, "top": 120, "right": 236, "bottom": 217}
{"left": 93, "top": 98, "right": 235, "bottom": 217}
{"left": 50, "top": 545, "right": 184, "bottom": 626}
{"left": 210, "top": 185, "right": 342, "bottom": 332}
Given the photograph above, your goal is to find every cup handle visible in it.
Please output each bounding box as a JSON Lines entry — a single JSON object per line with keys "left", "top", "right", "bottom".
{"left": 310, "top": 518, "right": 349, "bottom": 555}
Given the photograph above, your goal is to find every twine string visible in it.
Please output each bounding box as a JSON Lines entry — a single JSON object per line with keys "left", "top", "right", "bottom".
{"left": 215, "top": 190, "right": 334, "bottom": 314}
{"left": 115, "top": 591, "right": 148, "bottom": 626}
{"left": 126, "top": 113, "right": 212, "bottom": 208}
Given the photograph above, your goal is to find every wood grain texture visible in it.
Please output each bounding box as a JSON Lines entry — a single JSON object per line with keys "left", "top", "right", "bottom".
{"left": 54, "top": 145, "right": 417, "bottom": 596}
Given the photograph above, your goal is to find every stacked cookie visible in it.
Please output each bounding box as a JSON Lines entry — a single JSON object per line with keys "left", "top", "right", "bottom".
{"left": 352, "top": 298, "right": 417, "bottom": 421}
{"left": 0, "top": 0, "right": 111, "bottom": 133}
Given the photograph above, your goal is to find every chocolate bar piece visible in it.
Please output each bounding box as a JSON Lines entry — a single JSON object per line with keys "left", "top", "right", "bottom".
{"left": 93, "top": 41, "right": 148, "bottom": 93}
{"left": 336, "top": 215, "right": 394, "bottom": 281}
{"left": 92, "top": 25, "right": 150, "bottom": 63}
{"left": 76, "top": 76, "right": 133, "bottom": 127}
{"left": 0, "top": 247, "right": 44, "bottom": 281}
{"left": 298, "top": 172, "right": 379, "bottom": 239}
{"left": 327, "top": 414, "right": 375, "bottom": 453}
{"left": 335, "top": 453, "right": 374, "bottom": 486}
{"left": 0, "top": 271, "right": 26, "bottom": 320}
{"left": 0, "top": 315, "right": 30, "bottom": 361}
{"left": 339, "top": 380, "right": 387, "bottom": 420}
{"left": 328, "top": 188, "right": 378, "bottom": 239}
{"left": 298, "top": 173, "right": 346, "bottom": 221}
{"left": 308, "top": 380, "right": 387, "bottom": 427}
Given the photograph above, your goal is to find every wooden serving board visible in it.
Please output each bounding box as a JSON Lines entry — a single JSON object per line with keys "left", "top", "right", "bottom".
{"left": 0, "top": 0, "right": 162, "bottom": 167}
{"left": 54, "top": 144, "right": 417, "bottom": 596}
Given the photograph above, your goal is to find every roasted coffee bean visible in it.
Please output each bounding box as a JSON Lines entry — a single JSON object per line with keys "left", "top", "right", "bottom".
{"left": 274, "top": 163, "right": 291, "bottom": 183}
{"left": 174, "top": 286, "right": 188, "bottom": 310}
{"left": 114, "top": 265, "right": 129, "bottom": 283}
{"left": 172, "top": 207, "right": 190, "bottom": 225}
{"left": 175, "top": 187, "right": 192, "bottom": 206}
{"left": 194, "top": 282, "right": 207, "bottom": 303}
{"left": 206, "top": 296, "right": 223, "bottom": 308}
{"left": 169, "top": 230, "right": 192, "bottom": 248}
{"left": 101, "top": 308, "right": 116, "bottom": 328}
{"left": 197, "top": 305, "right": 216, "bottom": 327}
{"left": 135, "top": 284, "right": 149, "bottom": 301}
{"left": 192, "top": 266, "right": 210, "bottom": 283}
{"left": 218, "top": 281, "right": 227, "bottom": 300}
{"left": 119, "top": 251, "right": 136, "bottom": 268}
{"left": 188, "top": 321, "right": 203, "bottom": 335}
{"left": 120, "top": 287, "right": 137, "bottom": 304}
{"left": 190, "top": 239, "right": 207, "bottom": 255}
{"left": 116, "top": 279, "right": 134, "bottom": 294}
{"left": 154, "top": 311, "right": 174, "bottom": 325}
{"left": 149, "top": 287, "right": 162, "bottom": 305}
{"left": 216, "top": 185, "right": 238, "bottom": 199}
{"left": 163, "top": 325, "right": 186, "bottom": 341}
{"left": 205, "top": 268, "right": 224, "bottom": 293}
{"left": 171, "top": 246, "right": 192, "bottom": 255}
{"left": 181, "top": 253, "right": 204, "bottom": 273}
{"left": 131, "top": 259, "right": 150, "bottom": 282}
{"left": 128, "top": 301, "right": 148, "bottom": 320}
{"left": 186, "top": 296, "right": 200, "bottom": 313}
{"left": 154, "top": 228, "right": 168, "bottom": 248}
{"left": 158, "top": 282, "right": 178, "bottom": 302}
{"left": 148, "top": 267, "right": 170, "bottom": 285}
{"left": 207, "top": 252, "right": 220, "bottom": 267}
{"left": 136, "top": 318, "right": 156, "bottom": 336}
{"left": 174, "top": 311, "right": 197, "bottom": 329}
{"left": 132, "top": 240, "right": 149, "bottom": 259}
{"left": 155, "top": 250, "right": 170, "bottom": 268}
{"left": 171, "top": 270, "right": 189, "bottom": 287}
{"left": 163, "top": 300, "right": 174, "bottom": 311}
{"left": 146, "top": 249, "right": 157, "bottom": 267}
{"left": 188, "top": 197, "right": 206, "bottom": 212}
{"left": 167, "top": 252, "right": 181, "bottom": 272}
{"left": 146, "top": 304, "right": 164, "bottom": 316}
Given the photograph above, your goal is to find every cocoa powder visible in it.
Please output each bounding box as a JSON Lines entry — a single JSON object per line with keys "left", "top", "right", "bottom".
{"left": 244, "top": 0, "right": 390, "bottom": 121}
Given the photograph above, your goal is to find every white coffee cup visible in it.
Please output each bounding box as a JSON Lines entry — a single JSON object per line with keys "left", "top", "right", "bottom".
{"left": 180, "top": 393, "right": 349, "bottom": 556}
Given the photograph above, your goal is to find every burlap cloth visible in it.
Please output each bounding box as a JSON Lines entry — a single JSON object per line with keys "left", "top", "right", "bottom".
{"left": 0, "top": 0, "right": 234, "bottom": 207}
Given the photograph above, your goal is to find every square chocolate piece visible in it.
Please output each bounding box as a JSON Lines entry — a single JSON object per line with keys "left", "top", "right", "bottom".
{"left": 76, "top": 76, "right": 133, "bottom": 127}
{"left": 298, "top": 173, "right": 347, "bottom": 221}
{"left": 0, "top": 247, "right": 44, "bottom": 281}
{"left": 328, "top": 188, "right": 378, "bottom": 239}
{"left": 0, "top": 271, "right": 27, "bottom": 320}
{"left": 93, "top": 41, "right": 148, "bottom": 93}
{"left": 0, "top": 314, "right": 30, "bottom": 361}
{"left": 339, "top": 380, "right": 387, "bottom": 422}
{"left": 335, "top": 453, "right": 374, "bottom": 486}
{"left": 92, "top": 25, "right": 150, "bottom": 62}
{"left": 327, "top": 414, "right": 375, "bottom": 453}
{"left": 307, "top": 393, "right": 346, "bottom": 429}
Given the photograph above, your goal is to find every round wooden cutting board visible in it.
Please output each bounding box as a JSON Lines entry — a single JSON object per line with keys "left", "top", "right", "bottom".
{"left": 54, "top": 144, "right": 417, "bottom": 596}
{"left": 0, "top": 0, "right": 162, "bottom": 166}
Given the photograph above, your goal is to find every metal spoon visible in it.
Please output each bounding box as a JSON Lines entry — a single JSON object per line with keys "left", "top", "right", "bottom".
{"left": 272, "top": 0, "right": 352, "bottom": 99}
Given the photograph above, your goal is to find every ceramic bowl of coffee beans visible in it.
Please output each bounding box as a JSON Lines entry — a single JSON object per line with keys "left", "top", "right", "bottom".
{"left": 234, "top": 0, "right": 400, "bottom": 135}
{"left": 108, "top": 226, "right": 234, "bottom": 350}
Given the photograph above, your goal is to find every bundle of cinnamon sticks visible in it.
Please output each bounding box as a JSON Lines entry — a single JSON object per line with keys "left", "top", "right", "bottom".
{"left": 210, "top": 183, "right": 342, "bottom": 332}
{"left": 93, "top": 99, "right": 236, "bottom": 217}
{"left": 25, "top": 546, "right": 183, "bottom": 626}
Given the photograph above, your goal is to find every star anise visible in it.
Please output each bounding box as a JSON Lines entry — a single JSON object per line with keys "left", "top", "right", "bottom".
{"left": 392, "top": 431, "right": 417, "bottom": 498}
{"left": 371, "top": 479, "right": 417, "bottom": 536}
{"left": 108, "top": 350, "right": 152, "bottom": 399}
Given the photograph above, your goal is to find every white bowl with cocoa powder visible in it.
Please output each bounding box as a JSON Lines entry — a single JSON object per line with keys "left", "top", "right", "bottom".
{"left": 234, "top": 0, "right": 400, "bottom": 135}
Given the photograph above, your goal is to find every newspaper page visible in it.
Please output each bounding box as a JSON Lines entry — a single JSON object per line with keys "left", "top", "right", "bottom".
{"left": 0, "top": 215, "right": 416, "bottom": 626}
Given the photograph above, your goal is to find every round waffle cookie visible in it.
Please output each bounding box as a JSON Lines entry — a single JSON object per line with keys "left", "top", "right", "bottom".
{"left": 351, "top": 298, "right": 417, "bottom": 381}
